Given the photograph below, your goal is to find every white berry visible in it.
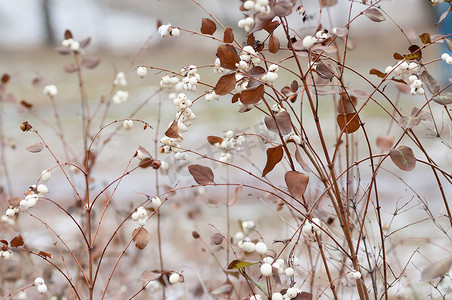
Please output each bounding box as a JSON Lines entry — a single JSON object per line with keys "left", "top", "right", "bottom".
{"left": 169, "top": 273, "right": 180, "bottom": 284}
{"left": 260, "top": 263, "right": 273, "bottom": 276}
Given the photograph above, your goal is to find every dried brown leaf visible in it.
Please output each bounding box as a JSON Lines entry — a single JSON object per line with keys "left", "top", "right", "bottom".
{"left": 165, "top": 121, "right": 179, "bottom": 138}
{"left": 26, "top": 142, "right": 45, "bottom": 153}
{"left": 419, "top": 33, "right": 431, "bottom": 45}
{"left": 10, "top": 235, "right": 24, "bottom": 247}
{"left": 38, "top": 251, "right": 52, "bottom": 259}
{"left": 214, "top": 73, "right": 236, "bottom": 96}
{"left": 264, "top": 110, "right": 292, "bottom": 135}
{"left": 337, "top": 113, "right": 360, "bottom": 134}
{"left": 240, "top": 84, "right": 265, "bottom": 105}
{"left": 422, "top": 257, "right": 452, "bottom": 280}
{"left": 228, "top": 183, "right": 243, "bottom": 206}
{"left": 141, "top": 271, "right": 161, "bottom": 282}
{"left": 216, "top": 44, "right": 239, "bottom": 70}
{"left": 262, "top": 145, "right": 283, "bottom": 177}
{"left": 201, "top": 18, "right": 217, "bottom": 35}
{"left": 285, "top": 171, "right": 309, "bottom": 198}
{"left": 268, "top": 34, "right": 280, "bottom": 54}
{"left": 264, "top": 20, "right": 280, "bottom": 34}
{"left": 1, "top": 74, "right": 10, "bottom": 84}
{"left": 132, "top": 227, "right": 150, "bottom": 250}
{"left": 223, "top": 28, "right": 234, "bottom": 43}
{"left": 79, "top": 37, "right": 91, "bottom": 48}
{"left": 210, "top": 233, "right": 224, "bottom": 245}
{"left": 188, "top": 164, "right": 214, "bottom": 184}
{"left": 389, "top": 146, "right": 416, "bottom": 171}
{"left": 291, "top": 80, "right": 298, "bottom": 93}
{"left": 295, "top": 147, "right": 312, "bottom": 172}
{"left": 207, "top": 136, "right": 224, "bottom": 145}
{"left": 64, "top": 29, "right": 73, "bottom": 39}
{"left": 376, "top": 136, "right": 394, "bottom": 151}
{"left": 81, "top": 58, "right": 100, "bottom": 69}
{"left": 421, "top": 70, "right": 440, "bottom": 94}
{"left": 64, "top": 63, "right": 79, "bottom": 73}
{"left": 364, "top": 8, "right": 386, "bottom": 22}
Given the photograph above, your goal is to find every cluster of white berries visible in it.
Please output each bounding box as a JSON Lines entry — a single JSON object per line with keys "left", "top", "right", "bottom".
{"left": 251, "top": 287, "right": 301, "bottom": 300}
{"left": 112, "top": 90, "right": 129, "bottom": 104}
{"left": 160, "top": 93, "right": 196, "bottom": 160}
{"left": 213, "top": 130, "right": 245, "bottom": 163}
{"left": 384, "top": 61, "right": 419, "bottom": 77}
{"left": 408, "top": 75, "right": 425, "bottom": 96}
{"left": 34, "top": 277, "right": 48, "bottom": 294}
{"left": 43, "top": 85, "right": 58, "bottom": 97}
{"left": 160, "top": 75, "right": 180, "bottom": 89}
{"left": 431, "top": 0, "right": 445, "bottom": 4}
{"left": 238, "top": 16, "right": 255, "bottom": 33}
{"left": 158, "top": 23, "right": 180, "bottom": 38}
{"left": 61, "top": 38, "right": 80, "bottom": 52}
{"left": 113, "top": 72, "right": 128, "bottom": 86}
{"left": 302, "top": 218, "right": 322, "bottom": 235}
{"left": 213, "top": 58, "right": 226, "bottom": 74}
{"left": 284, "top": 133, "right": 302, "bottom": 145}
{"left": 302, "top": 30, "right": 328, "bottom": 49}
{"left": 178, "top": 65, "right": 201, "bottom": 92}
{"left": 132, "top": 206, "right": 149, "bottom": 226}
{"left": 2, "top": 184, "right": 49, "bottom": 224}
{"left": 441, "top": 53, "right": 452, "bottom": 65}
{"left": 347, "top": 270, "right": 362, "bottom": 280}
{"left": 205, "top": 91, "right": 221, "bottom": 101}
{"left": 234, "top": 74, "right": 250, "bottom": 94}
{"left": 0, "top": 248, "right": 12, "bottom": 260}
{"left": 236, "top": 46, "right": 261, "bottom": 71}
{"left": 260, "top": 64, "right": 279, "bottom": 84}
{"left": 242, "top": 0, "right": 270, "bottom": 14}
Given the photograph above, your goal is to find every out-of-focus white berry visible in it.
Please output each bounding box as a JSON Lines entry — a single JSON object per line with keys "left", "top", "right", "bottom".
{"left": 151, "top": 197, "right": 162, "bottom": 208}
{"left": 6, "top": 208, "right": 15, "bottom": 217}
{"left": 417, "top": 87, "right": 425, "bottom": 95}
{"left": 276, "top": 258, "right": 284, "bottom": 267}
{"left": 385, "top": 66, "right": 393, "bottom": 74}
{"left": 41, "top": 170, "right": 51, "bottom": 182}
{"left": 347, "top": 270, "right": 362, "bottom": 280}
{"left": 262, "top": 256, "right": 274, "bottom": 264}
{"left": 446, "top": 57, "right": 452, "bottom": 65}
{"left": 37, "top": 184, "right": 48, "bottom": 194}
{"left": 260, "top": 263, "right": 273, "bottom": 276}
{"left": 123, "top": 120, "right": 133, "bottom": 130}
{"left": 242, "top": 241, "right": 256, "bottom": 253}
{"left": 158, "top": 24, "right": 172, "bottom": 37}
{"left": 70, "top": 41, "right": 80, "bottom": 52}
{"left": 19, "top": 200, "right": 29, "bottom": 211}
{"left": 412, "top": 79, "right": 422, "bottom": 89}
{"left": 37, "top": 284, "right": 48, "bottom": 294}
{"left": 138, "top": 218, "right": 147, "bottom": 226}
{"left": 250, "top": 295, "right": 262, "bottom": 300}
{"left": 285, "top": 267, "right": 294, "bottom": 276}
{"left": 244, "top": 0, "right": 254, "bottom": 9}
{"left": 408, "top": 62, "right": 418, "bottom": 70}
{"left": 408, "top": 75, "right": 418, "bottom": 84}
{"left": 160, "top": 161, "right": 169, "bottom": 170}
{"left": 171, "top": 27, "right": 180, "bottom": 37}
{"left": 234, "top": 231, "right": 245, "bottom": 241}
{"left": 175, "top": 152, "right": 187, "bottom": 160}
{"left": 112, "top": 90, "right": 129, "bottom": 104}
{"left": 302, "top": 35, "right": 316, "bottom": 49}
{"left": 17, "top": 291, "right": 27, "bottom": 299}
{"left": 311, "top": 218, "right": 321, "bottom": 232}
{"left": 441, "top": 53, "right": 450, "bottom": 61}
{"left": 242, "top": 220, "right": 255, "bottom": 232}
{"left": 286, "top": 287, "right": 298, "bottom": 298}
{"left": 34, "top": 277, "right": 45, "bottom": 285}
{"left": 43, "top": 85, "right": 58, "bottom": 97}
{"left": 255, "top": 242, "right": 268, "bottom": 254}
{"left": 302, "top": 221, "right": 312, "bottom": 234}
{"left": 137, "top": 66, "right": 147, "bottom": 78}
{"left": 169, "top": 273, "right": 180, "bottom": 284}
{"left": 272, "top": 293, "right": 283, "bottom": 300}
{"left": 131, "top": 212, "right": 139, "bottom": 221}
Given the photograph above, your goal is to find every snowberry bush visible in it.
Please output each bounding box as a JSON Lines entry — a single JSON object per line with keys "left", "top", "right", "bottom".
{"left": 0, "top": 0, "right": 451, "bottom": 299}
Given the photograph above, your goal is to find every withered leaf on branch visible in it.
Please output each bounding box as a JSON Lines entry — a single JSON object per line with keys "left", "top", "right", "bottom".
{"left": 38, "top": 251, "right": 52, "bottom": 259}
{"left": 421, "top": 70, "right": 440, "bottom": 94}
{"left": 188, "top": 164, "right": 214, "bottom": 184}
{"left": 223, "top": 28, "right": 234, "bottom": 43}
{"left": 64, "top": 63, "right": 79, "bottom": 73}
{"left": 376, "top": 136, "right": 394, "bottom": 151}
{"left": 285, "top": 171, "right": 309, "bottom": 198}
{"left": 389, "top": 146, "right": 416, "bottom": 171}
{"left": 364, "top": 8, "right": 386, "bottom": 22}
{"left": 210, "top": 233, "right": 224, "bottom": 245}
{"left": 216, "top": 44, "right": 239, "bottom": 69}
{"left": 10, "top": 235, "right": 24, "bottom": 247}
{"left": 422, "top": 257, "right": 452, "bottom": 280}
{"left": 228, "top": 183, "right": 243, "bottom": 206}
{"left": 262, "top": 145, "right": 283, "bottom": 177}
{"left": 336, "top": 113, "right": 360, "bottom": 134}
{"left": 240, "top": 84, "right": 265, "bottom": 105}
{"left": 64, "top": 29, "right": 73, "bottom": 39}
{"left": 214, "top": 73, "right": 236, "bottom": 96}
{"left": 81, "top": 58, "right": 100, "bottom": 69}
{"left": 207, "top": 136, "right": 224, "bottom": 145}
{"left": 264, "top": 110, "right": 292, "bottom": 135}
{"left": 268, "top": 34, "right": 280, "bottom": 54}
{"left": 132, "top": 227, "right": 150, "bottom": 250}
{"left": 201, "top": 18, "right": 217, "bottom": 35}
{"left": 26, "top": 142, "right": 45, "bottom": 153}
{"left": 433, "top": 92, "right": 452, "bottom": 105}
{"left": 164, "top": 121, "right": 179, "bottom": 138}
